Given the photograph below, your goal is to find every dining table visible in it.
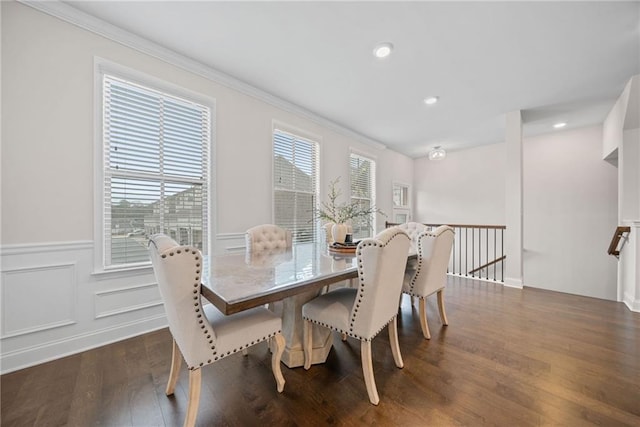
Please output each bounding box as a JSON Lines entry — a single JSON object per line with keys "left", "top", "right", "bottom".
{"left": 200, "top": 240, "right": 414, "bottom": 368}
{"left": 200, "top": 242, "right": 358, "bottom": 368}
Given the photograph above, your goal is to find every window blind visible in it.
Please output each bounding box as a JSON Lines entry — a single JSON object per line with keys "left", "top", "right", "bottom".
{"left": 103, "top": 74, "right": 210, "bottom": 267}
{"left": 350, "top": 153, "right": 376, "bottom": 239}
{"left": 273, "top": 129, "right": 319, "bottom": 243}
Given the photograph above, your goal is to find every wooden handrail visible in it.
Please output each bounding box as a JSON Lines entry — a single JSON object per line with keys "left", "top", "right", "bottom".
{"left": 468, "top": 255, "right": 506, "bottom": 274}
{"left": 385, "top": 221, "right": 506, "bottom": 230}
{"left": 608, "top": 226, "right": 630, "bottom": 256}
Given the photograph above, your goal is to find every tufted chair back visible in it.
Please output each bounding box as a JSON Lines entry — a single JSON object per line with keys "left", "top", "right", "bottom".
{"left": 246, "top": 224, "right": 293, "bottom": 253}
{"left": 397, "top": 222, "right": 428, "bottom": 247}
{"left": 350, "top": 227, "right": 411, "bottom": 340}
{"left": 407, "top": 225, "right": 455, "bottom": 297}
{"left": 148, "top": 234, "right": 216, "bottom": 369}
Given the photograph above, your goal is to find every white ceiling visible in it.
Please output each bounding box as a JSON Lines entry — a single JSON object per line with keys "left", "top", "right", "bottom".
{"left": 63, "top": 0, "right": 640, "bottom": 158}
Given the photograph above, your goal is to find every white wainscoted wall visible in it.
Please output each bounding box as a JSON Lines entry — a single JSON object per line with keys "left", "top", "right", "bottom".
{"left": 1, "top": 2, "right": 414, "bottom": 373}
{"left": 0, "top": 234, "right": 253, "bottom": 374}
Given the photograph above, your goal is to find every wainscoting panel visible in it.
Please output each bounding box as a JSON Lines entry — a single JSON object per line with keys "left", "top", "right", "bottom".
{"left": 0, "top": 241, "right": 167, "bottom": 374}
{"left": 95, "top": 282, "right": 163, "bottom": 319}
{"left": 1, "top": 263, "right": 77, "bottom": 338}
{"left": 1, "top": 234, "right": 255, "bottom": 373}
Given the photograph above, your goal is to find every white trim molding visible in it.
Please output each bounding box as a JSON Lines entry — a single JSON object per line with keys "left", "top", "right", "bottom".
{"left": 0, "top": 240, "right": 165, "bottom": 374}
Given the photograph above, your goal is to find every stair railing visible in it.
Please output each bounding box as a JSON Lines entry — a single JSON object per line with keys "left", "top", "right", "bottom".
{"left": 608, "top": 226, "right": 631, "bottom": 258}
{"left": 386, "top": 221, "right": 506, "bottom": 283}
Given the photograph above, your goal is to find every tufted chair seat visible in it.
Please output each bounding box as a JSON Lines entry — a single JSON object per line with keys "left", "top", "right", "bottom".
{"left": 149, "top": 234, "right": 286, "bottom": 427}
{"left": 302, "top": 227, "right": 410, "bottom": 405}
{"left": 402, "top": 225, "right": 455, "bottom": 339}
{"left": 245, "top": 224, "right": 292, "bottom": 252}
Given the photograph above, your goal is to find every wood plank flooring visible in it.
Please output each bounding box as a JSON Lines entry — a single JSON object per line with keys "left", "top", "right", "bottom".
{"left": 2, "top": 277, "right": 639, "bottom": 426}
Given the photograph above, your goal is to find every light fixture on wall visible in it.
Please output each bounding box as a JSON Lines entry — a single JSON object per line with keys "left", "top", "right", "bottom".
{"left": 428, "top": 146, "right": 446, "bottom": 161}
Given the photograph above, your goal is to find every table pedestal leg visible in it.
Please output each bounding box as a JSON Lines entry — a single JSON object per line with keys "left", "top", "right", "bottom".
{"left": 271, "top": 289, "right": 333, "bottom": 368}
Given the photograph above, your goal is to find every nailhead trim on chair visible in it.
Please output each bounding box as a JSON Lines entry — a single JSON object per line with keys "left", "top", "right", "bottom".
{"left": 303, "top": 316, "right": 396, "bottom": 342}
{"left": 406, "top": 227, "right": 455, "bottom": 295}
{"left": 155, "top": 239, "right": 286, "bottom": 373}
{"left": 408, "top": 234, "right": 424, "bottom": 295}
{"left": 348, "top": 228, "right": 408, "bottom": 340}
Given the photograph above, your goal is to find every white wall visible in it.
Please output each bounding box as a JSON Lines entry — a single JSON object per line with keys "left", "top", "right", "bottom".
{"left": 0, "top": 2, "right": 413, "bottom": 372}
{"left": 523, "top": 126, "right": 618, "bottom": 300}
{"left": 414, "top": 142, "right": 506, "bottom": 225}
{"left": 414, "top": 126, "right": 619, "bottom": 300}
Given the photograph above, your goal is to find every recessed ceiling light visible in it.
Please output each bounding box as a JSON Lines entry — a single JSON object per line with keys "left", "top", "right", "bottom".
{"left": 373, "top": 42, "right": 393, "bottom": 59}
{"left": 424, "top": 96, "right": 439, "bottom": 105}
{"left": 553, "top": 122, "right": 567, "bottom": 129}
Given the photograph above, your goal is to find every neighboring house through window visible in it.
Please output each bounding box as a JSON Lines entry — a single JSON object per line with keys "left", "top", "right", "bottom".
{"left": 350, "top": 152, "right": 376, "bottom": 239}
{"left": 100, "top": 69, "right": 212, "bottom": 270}
{"left": 273, "top": 126, "right": 319, "bottom": 243}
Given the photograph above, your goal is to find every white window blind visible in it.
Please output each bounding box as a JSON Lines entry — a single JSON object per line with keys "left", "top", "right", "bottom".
{"left": 350, "top": 153, "right": 376, "bottom": 239}
{"left": 273, "top": 129, "right": 319, "bottom": 243}
{"left": 103, "top": 74, "right": 210, "bottom": 268}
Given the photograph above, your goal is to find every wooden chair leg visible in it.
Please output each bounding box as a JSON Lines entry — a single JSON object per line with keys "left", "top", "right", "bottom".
{"left": 361, "top": 340, "right": 379, "bottom": 405}
{"left": 303, "top": 320, "right": 313, "bottom": 370}
{"left": 388, "top": 317, "right": 404, "bottom": 368}
{"left": 184, "top": 368, "right": 201, "bottom": 427}
{"left": 437, "top": 290, "right": 449, "bottom": 325}
{"left": 166, "top": 339, "right": 182, "bottom": 396}
{"left": 419, "top": 298, "right": 431, "bottom": 339}
{"left": 271, "top": 333, "right": 286, "bottom": 392}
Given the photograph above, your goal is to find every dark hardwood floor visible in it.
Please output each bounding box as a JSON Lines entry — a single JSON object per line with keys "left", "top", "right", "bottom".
{"left": 2, "top": 276, "right": 639, "bottom": 426}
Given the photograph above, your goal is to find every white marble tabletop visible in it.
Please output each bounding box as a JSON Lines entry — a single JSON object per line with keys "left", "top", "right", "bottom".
{"left": 201, "top": 242, "right": 358, "bottom": 314}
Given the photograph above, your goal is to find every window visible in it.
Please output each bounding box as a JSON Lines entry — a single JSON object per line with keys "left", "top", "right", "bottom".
{"left": 101, "top": 73, "right": 211, "bottom": 269}
{"left": 273, "top": 128, "right": 319, "bottom": 243}
{"left": 350, "top": 152, "right": 376, "bottom": 239}
{"left": 392, "top": 182, "right": 411, "bottom": 224}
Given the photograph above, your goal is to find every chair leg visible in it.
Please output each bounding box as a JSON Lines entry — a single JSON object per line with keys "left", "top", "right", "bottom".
{"left": 166, "top": 338, "right": 182, "bottom": 396}
{"left": 303, "top": 320, "right": 313, "bottom": 370}
{"left": 271, "top": 333, "right": 286, "bottom": 392}
{"left": 361, "top": 340, "right": 379, "bottom": 405}
{"left": 437, "top": 290, "right": 449, "bottom": 325}
{"left": 388, "top": 317, "right": 404, "bottom": 369}
{"left": 184, "top": 368, "right": 201, "bottom": 427}
{"left": 419, "top": 298, "right": 431, "bottom": 339}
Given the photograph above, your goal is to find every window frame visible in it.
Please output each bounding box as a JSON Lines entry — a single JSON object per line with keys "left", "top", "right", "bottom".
{"left": 349, "top": 150, "right": 377, "bottom": 239}
{"left": 392, "top": 181, "right": 412, "bottom": 224}
{"left": 272, "top": 121, "right": 321, "bottom": 244}
{"left": 93, "top": 58, "right": 215, "bottom": 275}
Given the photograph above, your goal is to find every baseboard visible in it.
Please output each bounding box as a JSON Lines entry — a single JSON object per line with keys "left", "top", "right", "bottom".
{"left": 0, "top": 314, "right": 167, "bottom": 374}
{"left": 503, "top": 277, "right": 524, "bottom": 289}
{"left": 623, "top": 292, "right": 640, "bottom": 312}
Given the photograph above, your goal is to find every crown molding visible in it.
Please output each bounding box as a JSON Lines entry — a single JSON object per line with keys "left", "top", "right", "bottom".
{"left": 18, "top": 0, "right": 386, "bottom": 151}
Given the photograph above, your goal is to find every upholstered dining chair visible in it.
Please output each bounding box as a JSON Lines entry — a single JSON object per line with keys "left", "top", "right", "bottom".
{"left": 301, "top": 227, "right": 411, "bottom": 405}
{"left": 397, "top": 221, "right": 428, "bottom": 245}
{"left": 245, "top": 224, "right": 292, "bottom": 253}
{"left": 245, "top": 224, "right": 292, "bottom": 314}
{"left": 148, "top": 234, "right": 286, "bottom": 427}
{"left": 402, "top": 225, "right": 455, "bottom": 339}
